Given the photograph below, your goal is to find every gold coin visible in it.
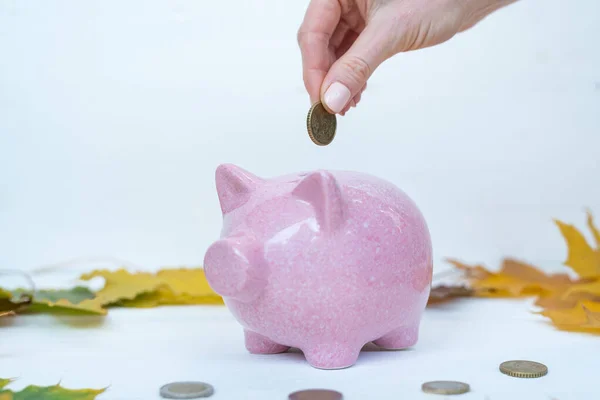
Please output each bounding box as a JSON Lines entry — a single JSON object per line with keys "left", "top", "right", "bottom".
{"left": 421, "top": 381, "right": 470, "bottom": 395}
{"left": 306, "top": 102, "right": 337, "bottom": 146}
{"left": 288, "top": 389, "right": 343, "bottom": 400}
{"left": 499, "top": 360, "right": 548, "bottom": 378}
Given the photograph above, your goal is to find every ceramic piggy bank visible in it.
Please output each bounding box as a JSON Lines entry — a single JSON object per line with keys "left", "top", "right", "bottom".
{"left": 203, "top": 164, "right": 432, "bottom": 369}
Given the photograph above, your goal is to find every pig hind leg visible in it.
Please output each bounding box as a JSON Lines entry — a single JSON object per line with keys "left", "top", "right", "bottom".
{"left": 244, "top": 330, "right": 290, "bottom": 354}
{"left": 373, "top": 325, "right": 419, "bottom": 350}
{"left": 303, "top": 342, "right": 362, "bottom": 370}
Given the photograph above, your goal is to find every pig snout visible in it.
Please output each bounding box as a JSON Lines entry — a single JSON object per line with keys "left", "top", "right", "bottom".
{"left": 203, "top": 236, "right": 268, "bottom": 303}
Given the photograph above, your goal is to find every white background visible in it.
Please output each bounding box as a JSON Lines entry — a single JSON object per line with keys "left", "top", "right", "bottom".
{"left": 0, "top": 0, "right": 599, "bottom": 399}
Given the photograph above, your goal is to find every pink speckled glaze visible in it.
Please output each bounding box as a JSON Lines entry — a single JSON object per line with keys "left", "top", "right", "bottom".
{"left": 203, "top": 164, "right": 433, "bottom": 369}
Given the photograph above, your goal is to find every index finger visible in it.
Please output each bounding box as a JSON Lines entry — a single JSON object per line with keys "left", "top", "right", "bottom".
{"left": 297, "top": 0, "right": 341, "bottom": 104}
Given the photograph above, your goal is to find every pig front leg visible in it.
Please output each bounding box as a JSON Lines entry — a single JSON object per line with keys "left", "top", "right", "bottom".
{"left": 244, "top": 330, "right": 290, "bottom": 354}
{"left": 373, "top": 325, "right": 419, "bottom": 350}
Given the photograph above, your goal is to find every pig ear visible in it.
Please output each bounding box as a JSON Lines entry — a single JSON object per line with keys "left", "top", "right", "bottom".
{"left": 292, "top": 171, "right": 346, "bottom": 233}
{"left": 215, "top": 164, "right": 262, "bottom": 214}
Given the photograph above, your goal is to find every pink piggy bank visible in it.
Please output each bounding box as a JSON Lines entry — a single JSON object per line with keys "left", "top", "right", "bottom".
{"left": 203, "top": 164, "right": 432, "bottom": 369}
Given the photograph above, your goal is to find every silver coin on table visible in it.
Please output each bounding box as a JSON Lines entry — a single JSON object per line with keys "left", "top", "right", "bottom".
{"left": 421, "top": 380, "right": 470, "bottom": 395}
{"left": 159, "top": 381, "right": 214, "bottom": 399}
{"left": 288, "top": 388, "right": 343, "bottom": 400}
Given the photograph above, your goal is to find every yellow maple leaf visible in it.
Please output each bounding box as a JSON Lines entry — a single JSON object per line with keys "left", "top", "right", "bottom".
{"left": 121, "top": 268, "right": 224, "bottom": 307}
{"left": 119, "top": 287, "right": 224, "bottom": 308}
{"left": 79, "top": 269, "right": 164, "bottom": 307}
{"left": 581, "top": 305, "right": 600, "bottom": 327}
{"left": 80, "top": 267, "right": 224, "bottom": 309}
{"left": 534, "top": 290, "right": 600, "bottom": 310}
{"left": 587, "top": 210, "right": 600, "bottom": 248}
{"left": 444, "top": 212, "right": 600, "bottom": 335}
{"left": 562, "top": 279, "right": 600, "bottom": 299}
{"left": 156, "top": 268, "right": 217, "bottom": 297}
{"left": 538, "top": 300, "right": 600, "bottom": 333}
{"left": 554, "top": 213, "right": 600, "bottom": 278}
{"left": 447, "top": 258, "right": 572, "bottom": 298}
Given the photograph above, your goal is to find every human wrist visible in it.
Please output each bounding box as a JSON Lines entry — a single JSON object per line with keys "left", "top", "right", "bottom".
{"left": 456, "top": 0, "right": 519, "bottom": 31}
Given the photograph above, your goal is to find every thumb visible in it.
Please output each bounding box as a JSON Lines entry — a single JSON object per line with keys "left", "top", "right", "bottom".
{"left": 320, "top": 16, "right": 396, "bottom": 114}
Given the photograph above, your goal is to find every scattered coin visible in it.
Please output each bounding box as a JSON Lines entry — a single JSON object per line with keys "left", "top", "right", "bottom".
{"left": 499, "top": 360, "right": 548, "bottom": 378}
{"left": 306, "top": 101, "right": 337, "bottom": 146}
{"left": 288, "top": 388, "right": 343, "bottom": 400}
{"left": 159, "top": 381, "right": 214, "bottom": 399}
{"left": 421, "top": 380, "right": 470, "bottom": 395}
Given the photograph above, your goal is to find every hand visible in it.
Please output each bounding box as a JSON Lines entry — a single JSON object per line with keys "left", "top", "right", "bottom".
{"left": 297, "top": 0, "right": 518, "bottom": 115}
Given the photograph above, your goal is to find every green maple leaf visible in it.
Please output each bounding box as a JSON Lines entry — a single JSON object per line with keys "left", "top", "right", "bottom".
{"left": 17, "top": 287, "right": 95, "bottom": 304}
{"left": 8, "top": 287, "right": 105, "bottom": 315}
{"left": 0, "top": 379, "right": 106, "bottom": 400}
{"left": 0, "top": 379, "right": 13, "bottom": 389}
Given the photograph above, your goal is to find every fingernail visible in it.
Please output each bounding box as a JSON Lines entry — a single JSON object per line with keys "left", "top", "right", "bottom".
{"left": 323, "top": 82, "right": 351, "bottom": 114}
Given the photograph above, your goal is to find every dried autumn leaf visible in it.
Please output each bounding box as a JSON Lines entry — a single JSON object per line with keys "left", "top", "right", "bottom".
{"left": 81, "top": 267, "right": 223, "bottom": 309}
{"left": 0, "top": 290, "right": 32, "bottom": 317}
{"left": 446, "top": 259, "right": 493, "bottom": 280}
{"left": 445, "top": 212, "right": 600, "bottom": 335}
{"left": 447, "top": 258, "right": 573, "bottom": 298}
{"left": 155, "top": 268, "right": 218, "bottom": 298}
{"left": 562, "top": 279, "right": 600, "bottom": 299}
{"left": 446, "top": 259, "right": 517, "bottom": 297}
{"left": 554, "top": 215, "right": 600, "bottom": 278}
{"left": 114, "top": 268, "right": 224, "bottom": 307}
{"left": 500, "top": 259, "right": 573, "bottom": 286}
{"left": 147, "top": 268, "right": 224, "bottom": 305}
{"left": 538, "top": 301, "right": 600, "bottom": 333}
{"left": 79, "top": 268, "right": 164, "bottom": 307}
{"left": 534, "top": 291, "right": 600, "bottom": 310}
{"left": 0, "top": 379, "right": 106, "bottom": 400}
{"left": 427, "top": 284, "right": 474, "bottom": 306}
{"left": 5, "top": 287, "right": 106, "bottom": 316}
{"left": 587, "top": 210, "right": 600, "bottom": 248}
{"left": 119, "top": 287, "right": 224, "bottom": 308}
{"left": 27, "top": 287, "right": 95, "bottom": 304}
{"left": 581, "top": 305, "right": 600, "bottom": 327}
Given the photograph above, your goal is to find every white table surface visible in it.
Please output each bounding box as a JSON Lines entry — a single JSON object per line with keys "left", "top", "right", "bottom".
{"left": 1, "top": 290, "right": 596, "bottom": 400}
{"left": 1, "top": 1, "right": 598, "bottom": 399}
